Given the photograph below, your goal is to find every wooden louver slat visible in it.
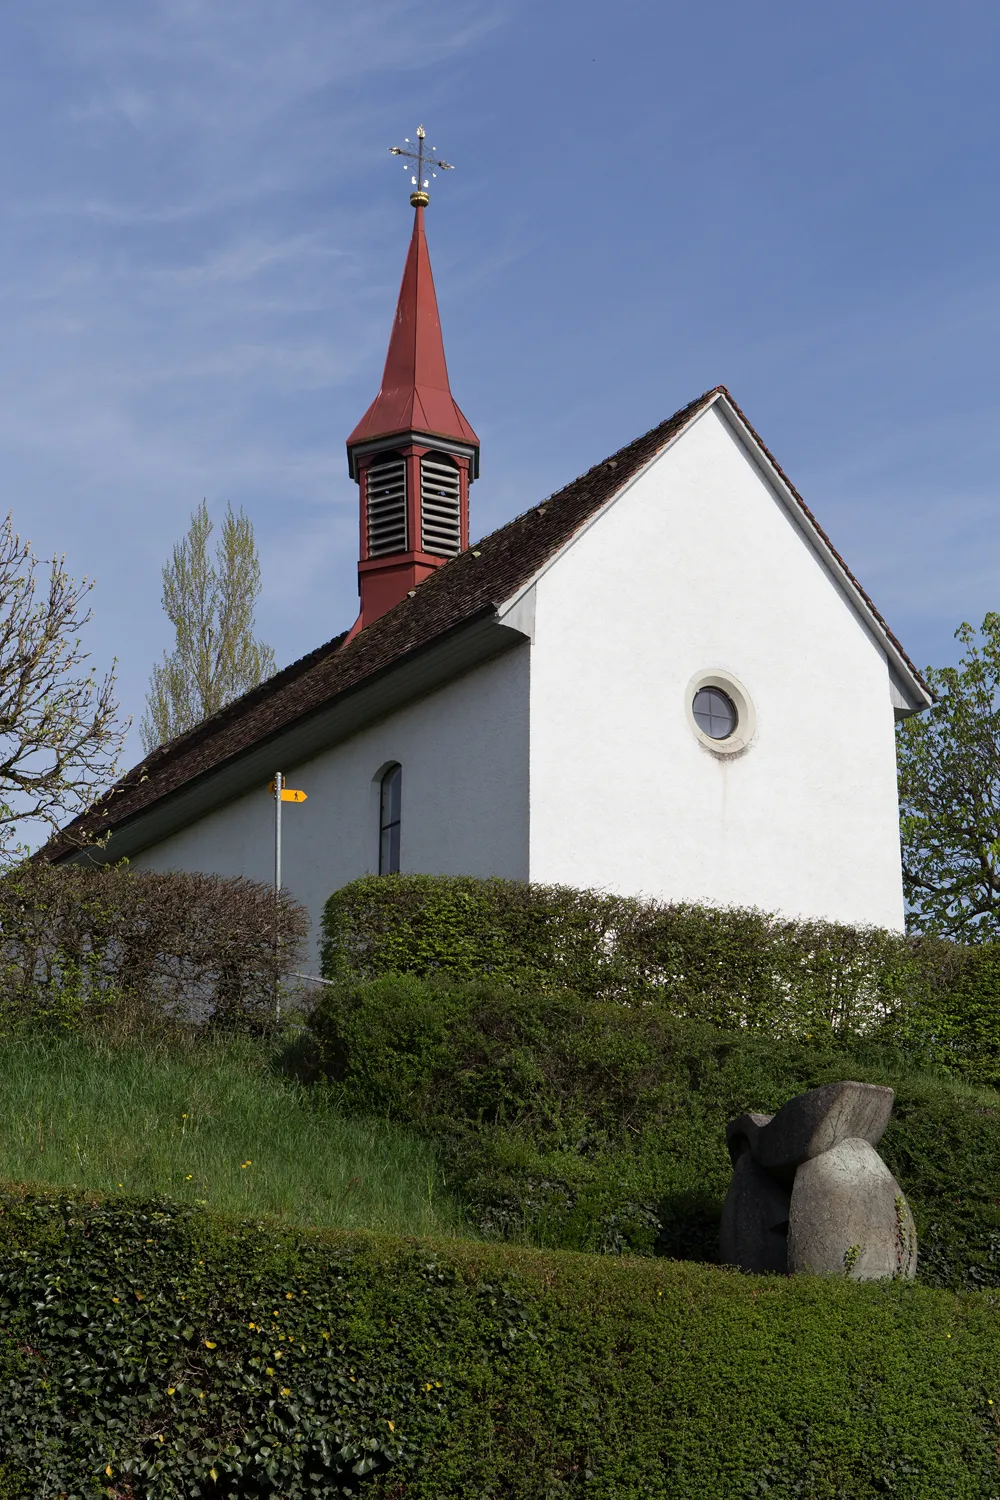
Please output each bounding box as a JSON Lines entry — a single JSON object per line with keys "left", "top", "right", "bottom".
{"left": 366, "top": 458, "right": 407, "bottom": 556}
{"left": 420, "top": 457, "right": 461, "bottom": 556}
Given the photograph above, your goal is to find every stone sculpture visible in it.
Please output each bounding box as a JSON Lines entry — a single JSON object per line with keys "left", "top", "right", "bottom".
{"left": 720, "top": 1081, "right": 917, "bottom": 1280}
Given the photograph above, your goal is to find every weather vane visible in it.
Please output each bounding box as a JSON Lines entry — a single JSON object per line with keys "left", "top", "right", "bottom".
{"left": 389, "top": 125, "right": 453, "bottom": 207}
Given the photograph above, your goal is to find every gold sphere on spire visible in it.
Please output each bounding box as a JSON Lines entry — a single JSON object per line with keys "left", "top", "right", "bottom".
{"left": 410, "top": 190, "right": 430, "bottom": 207}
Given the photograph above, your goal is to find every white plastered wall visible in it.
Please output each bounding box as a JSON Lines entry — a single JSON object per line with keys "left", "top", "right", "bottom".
{"left": 129, "top": 645, "right": 531, "bottom": 961}
{"left": 525, "top": 402, "right": 907, "bottom": 930}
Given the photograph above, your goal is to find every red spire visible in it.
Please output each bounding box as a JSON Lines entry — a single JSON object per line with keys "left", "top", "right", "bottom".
{"left": 347, "top": 205, "right": 479, "bottom": 455}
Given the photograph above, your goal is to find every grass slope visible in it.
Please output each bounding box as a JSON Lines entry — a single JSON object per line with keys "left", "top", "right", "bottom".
{"left": 1, "top": 1187, "right": 999, "bottom": 1498}
{"left": 0, "top": 1033, "right": 460, "bottom": 1238}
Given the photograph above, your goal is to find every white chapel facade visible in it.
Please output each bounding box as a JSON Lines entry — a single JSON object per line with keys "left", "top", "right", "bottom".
{"left": 47, "top": 192, "right": 932, "bottom": 943}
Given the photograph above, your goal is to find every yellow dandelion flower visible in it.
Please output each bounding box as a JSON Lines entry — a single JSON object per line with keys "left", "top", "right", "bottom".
{"left": 281, "top": 1387, "right": 291, "bottom": 1396}
{"left": 204, "top": 1340, "right": 217, "bottom": 1349}
{"left": 285, "top": 1292, "right": 294, "bottom": 1300}
{"left": 185, "top": 1175, "right": 192, "bottom": 1181}
{"left": 167, "top": 1387, "right": 176, "bottom": 1396}
{"left": 112, "top": 1297, "right": 119, "bottom": 1304}
{"left": 105, "top": 1466, "right": 113, "bottom": 1478}
{"left": 388, "top": 1421, "right": 395, "bottom": 1432}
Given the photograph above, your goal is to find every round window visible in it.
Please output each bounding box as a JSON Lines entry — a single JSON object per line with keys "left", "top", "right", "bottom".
{"left": 685, "top": 671, "right": 756, "bottom": 755}
{"left": 692, "top": 685, "right": 737, "bottom": 740}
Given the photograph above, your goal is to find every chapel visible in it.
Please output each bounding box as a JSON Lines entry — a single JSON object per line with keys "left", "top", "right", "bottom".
{"left": 46, "top": 165, "right": 932, "bottom": 945}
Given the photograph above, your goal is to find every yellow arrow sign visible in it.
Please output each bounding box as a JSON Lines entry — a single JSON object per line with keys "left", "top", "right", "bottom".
{"left": 268, "top": 782, "right": 307, "bottom": 802}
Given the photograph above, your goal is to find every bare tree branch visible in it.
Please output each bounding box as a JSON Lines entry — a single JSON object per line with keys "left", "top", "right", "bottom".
{"left": 0, "top": 514, "right": 124, "bottom": 862}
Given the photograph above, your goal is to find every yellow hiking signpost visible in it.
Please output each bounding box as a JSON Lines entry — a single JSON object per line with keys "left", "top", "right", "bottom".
{"left": 270, "top": 774, "right": 306, "bottom": 893}
{"left": 270, "top": 772, "right": 307, "bottom": 1018}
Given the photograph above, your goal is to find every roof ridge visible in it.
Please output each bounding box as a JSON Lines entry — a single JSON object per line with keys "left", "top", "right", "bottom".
{"left": 468, "top": 387, "right": 723, "bottom": 553}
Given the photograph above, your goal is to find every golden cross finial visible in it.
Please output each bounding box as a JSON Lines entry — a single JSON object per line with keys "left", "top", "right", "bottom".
{"left": 389, "top": 125, "right": 454, "bottom": 207}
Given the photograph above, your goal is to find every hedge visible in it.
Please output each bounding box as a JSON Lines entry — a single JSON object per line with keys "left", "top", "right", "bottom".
{"left": 312, "top": 973, "right": 1000, "bottom": 1284}
{"left": 321, "top": 875, "right": 1000, "bottom": 1083}
{"left": 1, "top": 1187, "right": 999, "bottom": 1498}
{"left": 0, "top": 864, "right": 308, "bottom": 1031}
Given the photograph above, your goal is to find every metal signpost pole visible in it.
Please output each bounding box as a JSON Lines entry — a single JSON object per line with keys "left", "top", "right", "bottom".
{"left": 274, "top": 771, "right": 283, "bottom": 1019}
{"left": 274, "top": 770, "right": 283, "bottom": 895}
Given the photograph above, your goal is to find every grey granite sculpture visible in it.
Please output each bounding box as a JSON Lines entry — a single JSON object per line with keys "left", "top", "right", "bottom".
{"left": 720, "top": 1081, "right": 916, "bottom": 1280}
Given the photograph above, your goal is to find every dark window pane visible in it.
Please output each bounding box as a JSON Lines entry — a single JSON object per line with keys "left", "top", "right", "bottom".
{"left": 382, "top": 764, "right": 401, "bottom": 825}
{"left": 380, "top": 819, "right": 400, "bottom": 875}
{"left": 692, "top": 686, "right": 737, "bottom": 740}
{"left": 379, "top": 764, "right": 402, "bottom": 874}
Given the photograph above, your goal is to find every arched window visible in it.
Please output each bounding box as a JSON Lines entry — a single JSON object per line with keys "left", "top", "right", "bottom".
{"left": 379, "top": 763, "right": 402, "bottom": 874}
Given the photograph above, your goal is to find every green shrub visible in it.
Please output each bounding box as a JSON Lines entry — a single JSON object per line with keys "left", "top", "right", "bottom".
{"left": 878, "top": 936, "right": 1000, "bottom": 1087}
{"left": 321, "top": 876, "right": 916, "bottom": 1034}
{"left": 321, "top": 875, "right": 1000, "bottom": 1085}
{"left": 0, "top": 863, "right": 307, "bottom": 1032}
{"left": 312, "top": 973, "right": 1000, "bottom": 1284}
{"left": 1, "top": 1186, "right": 999, "bottom": 1498}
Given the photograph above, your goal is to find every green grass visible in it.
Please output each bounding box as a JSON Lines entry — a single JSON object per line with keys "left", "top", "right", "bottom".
{"left": 0, "top": 1030, "right": 463, "bottom": 1237}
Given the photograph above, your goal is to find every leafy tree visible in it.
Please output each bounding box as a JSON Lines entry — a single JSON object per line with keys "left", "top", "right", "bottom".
{"left": 141, "top": 500, "right": 274, "bottom": 751}
{"left": 897, "top": 612, "right": 1000, "bottom": 939}
{"left": 0, "top": 513, "right": 122, "bottom": 860}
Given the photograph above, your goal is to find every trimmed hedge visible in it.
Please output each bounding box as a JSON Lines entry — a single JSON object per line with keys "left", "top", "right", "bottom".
{"left": 1, "top": 1186, "right": 1000, "bottom": 1497}
{"left": 321, "top": 875, "right": 1000, "bottom": 1085}
{"left": 312, "top": 973, "right": 1000, "bottom": 1285}
{"left": 0, "top": 863, "right": 308, "bottom": 1030}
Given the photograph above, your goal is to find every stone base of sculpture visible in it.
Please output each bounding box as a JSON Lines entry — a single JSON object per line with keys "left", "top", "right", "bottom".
{"left": 720, "top": 1081, "right": 916, "bottom": 1280}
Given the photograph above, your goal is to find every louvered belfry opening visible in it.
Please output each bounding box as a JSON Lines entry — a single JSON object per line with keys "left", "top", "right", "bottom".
{"left": 365, "top": 455, "right": 407, "bottom": 557}
{"left": 420, "top": 454, "right": 461, "bottom": 556}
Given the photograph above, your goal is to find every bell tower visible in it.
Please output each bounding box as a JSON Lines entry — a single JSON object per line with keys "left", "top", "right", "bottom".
{"left": 346, "top": 127, "right": 479, "bottom": 635}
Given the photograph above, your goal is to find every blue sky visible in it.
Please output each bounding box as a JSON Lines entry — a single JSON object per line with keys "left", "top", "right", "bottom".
{"left": 0, "top": 0, "right": 998, "bottom": 768}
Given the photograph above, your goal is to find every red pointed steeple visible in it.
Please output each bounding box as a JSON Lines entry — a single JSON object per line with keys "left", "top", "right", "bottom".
{"left": 347, "top": 205, "right": 479, "bottom": 456}
{"left": 346, "top": 179, "right": 479, "bottom": 637}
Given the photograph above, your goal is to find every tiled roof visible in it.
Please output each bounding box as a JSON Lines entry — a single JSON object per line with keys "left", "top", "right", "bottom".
{"left": 42, "top": 386, "right": 928, "bottom": 860}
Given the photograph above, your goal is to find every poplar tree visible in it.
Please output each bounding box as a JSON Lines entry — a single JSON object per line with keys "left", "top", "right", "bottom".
{"left": 141, "top": 501, "right": 275, "bottom": 752}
